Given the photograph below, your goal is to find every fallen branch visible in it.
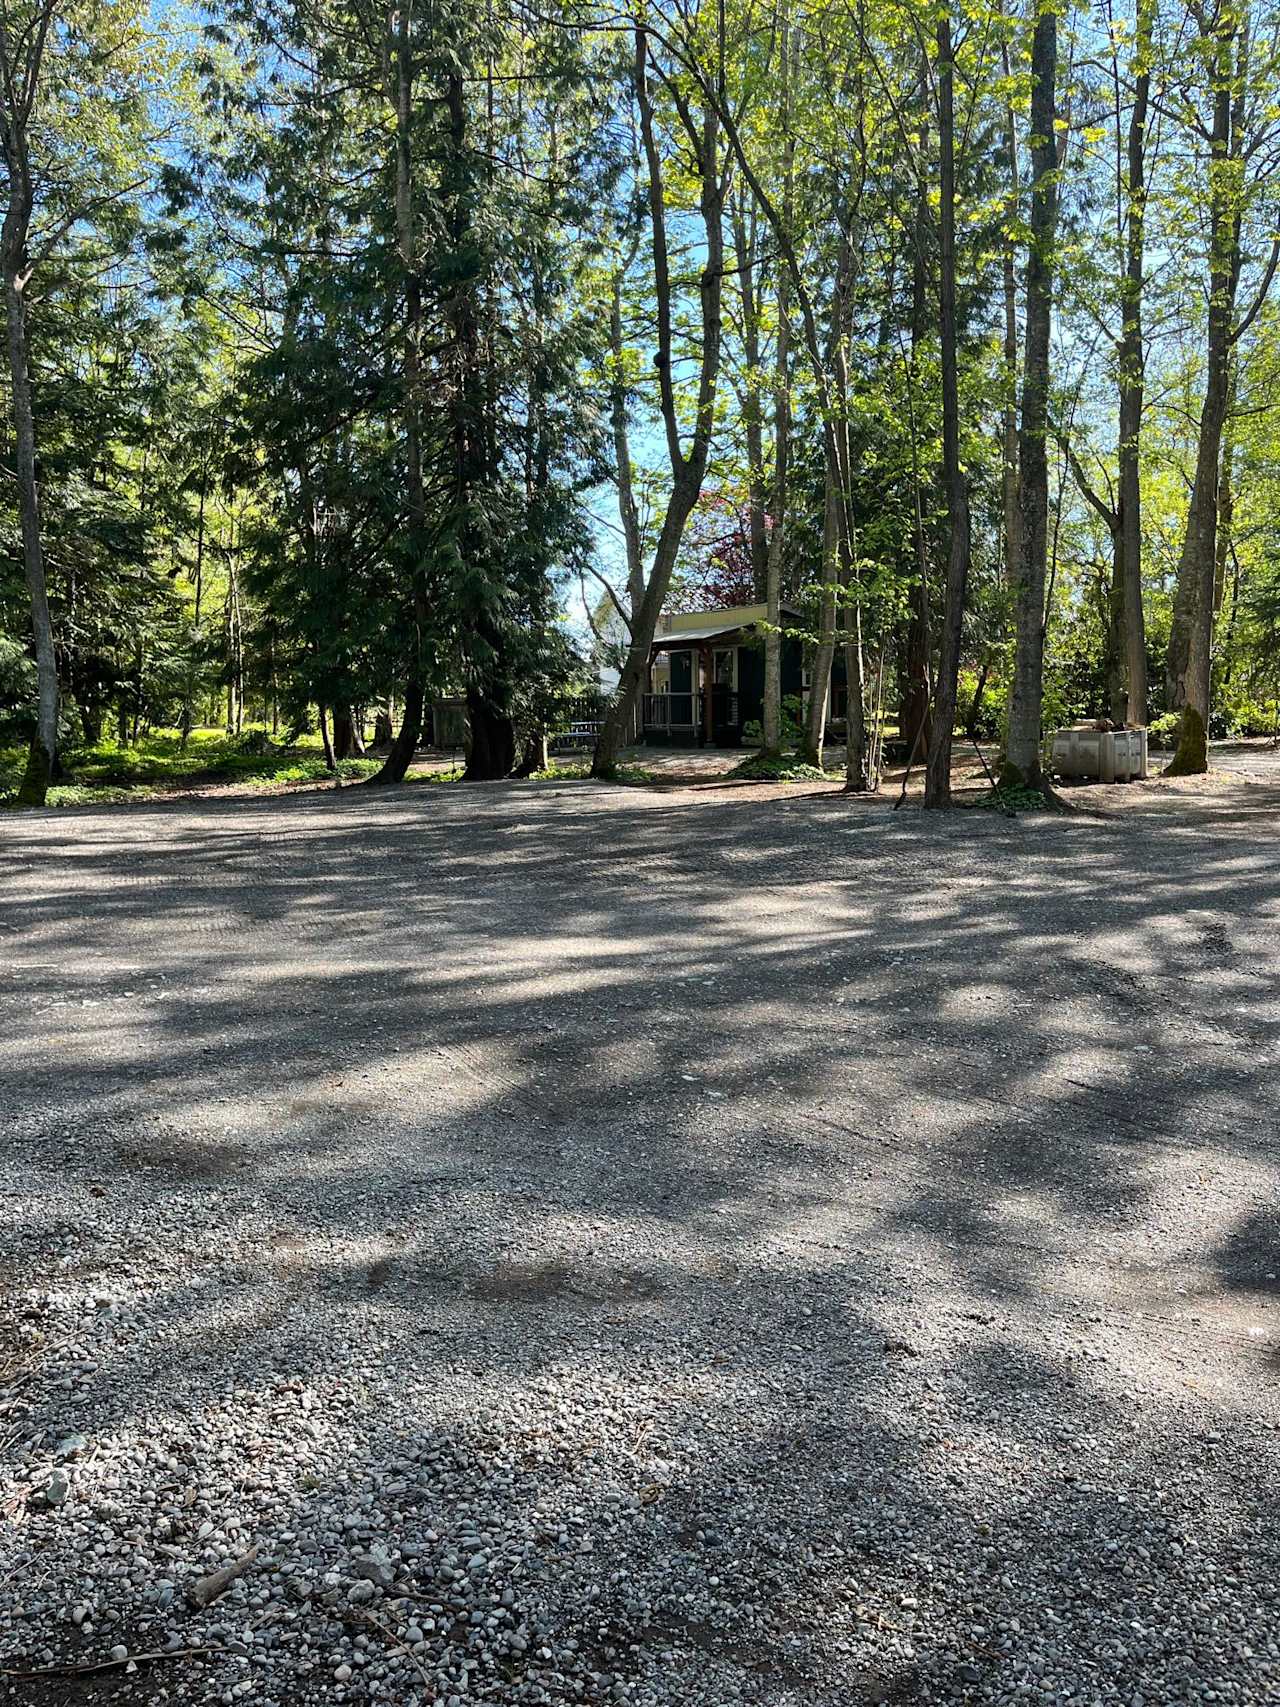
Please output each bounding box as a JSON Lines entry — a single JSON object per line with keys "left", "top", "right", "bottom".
{"left": 187, "top": 1544, "right": 260, "bottom": 1608}
{"left": 355, "top": 1606, "right": 437, "bottom": 1695}
{"left": 1, "top": 1645, "right": 219, "bottom": 1679}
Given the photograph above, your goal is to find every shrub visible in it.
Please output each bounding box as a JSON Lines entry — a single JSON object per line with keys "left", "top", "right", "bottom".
{"left": 1226, "top": 698, "right": 1279, "bottom": 737}
{"left": 1147, "top": 712, "right": 1180, "bottom": 750}
{"left": 731, "top": 751, "right": 830, "bottom": 783}
{"left": 974, "top": 781, "right": 1048, "bottom": 814}
{"left": 742, "top": 693, "right": 804, "bottom": 750}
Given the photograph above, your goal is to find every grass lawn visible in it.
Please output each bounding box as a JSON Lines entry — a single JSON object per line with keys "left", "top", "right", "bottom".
{"left": 0, "top": 726, "right": 383, "bottom": 806}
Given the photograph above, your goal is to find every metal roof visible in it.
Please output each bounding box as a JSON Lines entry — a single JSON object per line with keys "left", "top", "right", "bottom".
{"left": 651, "top": 616, "right": 758, "bottom": 644}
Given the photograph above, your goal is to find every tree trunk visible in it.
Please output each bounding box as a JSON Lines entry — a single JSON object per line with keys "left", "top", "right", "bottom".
{"left": 368, "top": 679, "right": 424, "bottom": 784}
{"left": 445, "top": 68, "right": 515, "bottom": 780}
{"left": 1213, "top": 393, "right": 1236, "bottom": 616}
{"left": 513, "top": 730, "right": 548, "bottom": 776}
{"left": 761, "top": 11, "right": 794, "bottom": 757}
{"left": 1164, "top": 10, "right": 1240, "bottom": 777}
{"left": 800, "top": 446, "right": 841, "bottom": 769}
{"left": 1002, "top": 2, "right": 1059, "bottom": 787}
{"left": 609, "top": 266, "right": 645, "bottom": 619}
{"left": 463, "top": 679, "right": 516, "bottom": 780}
{"left": 318, "top": 704, "right": 336, "bottom": 771}
{"left": 1117, "top": 0, "right": 1151, "bottom": 725}
{"left": 843, "top": 596, "right": 868, "bottom": 791}
{"left": 594, "top": 32, "right": 724, "bottom": 777}
{"left": 7, "top": 274, "right": 56, "bottom": 805}
{"left": 924, "top": 14, "right": 971, "bottom": 809}
{"left": 596, "top": 472, "right": 705, "bottom": 774}
{"left": 332, "top": 707, "right": 361, "bottom": 760}
{"left": 1105, "top": 527, "right": 1128, "bottom": 724}
{"left": 732, "top": 196, "right": 769, "bottom": 602}
{"left": 966, "top": 660, "right": 990, "bottom": 737}
{"left": 1000, "top": 42, "right": 1022, "bottom": 591}
{"left": 900, "top": 172, "right": 933, "bottom": 767}
{"left": 384, "top": 4, "right": 432, "bottom": 767}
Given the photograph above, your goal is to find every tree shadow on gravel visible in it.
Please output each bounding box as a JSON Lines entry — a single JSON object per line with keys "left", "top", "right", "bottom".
{"left": 2, "top": 778, "right": 1279, "bottom": 1703}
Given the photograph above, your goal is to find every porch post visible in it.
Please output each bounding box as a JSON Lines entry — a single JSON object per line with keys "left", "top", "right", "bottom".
{"left": 701, "top": 642, "right": 714, "bottom": 747}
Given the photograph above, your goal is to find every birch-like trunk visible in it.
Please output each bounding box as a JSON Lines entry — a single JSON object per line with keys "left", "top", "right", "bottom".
{"left": 1117, "top": 0, "right": 1151, "bottom": 725}
{"left": 1002, "top": 2, "right": 1059, "bottom": 787}
{"left": 924, "top": 14, "right": 971, "bottom": 809}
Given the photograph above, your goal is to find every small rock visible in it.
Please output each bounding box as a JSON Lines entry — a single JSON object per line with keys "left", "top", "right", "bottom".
{"left": 347, "top": 1579, "right": 376, "bottom": 1605}
{"left": 33, "top": 1470, "right": 70, "bottom": 1509}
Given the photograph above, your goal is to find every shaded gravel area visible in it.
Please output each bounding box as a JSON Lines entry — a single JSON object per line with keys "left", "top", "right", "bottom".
{"left": 2, "top": 767, "right": 1279, "bottom": 1707}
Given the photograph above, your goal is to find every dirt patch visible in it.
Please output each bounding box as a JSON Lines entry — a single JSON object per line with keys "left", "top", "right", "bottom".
{"left": 112, "top": 1135, "right": 249, "bottom": 1182}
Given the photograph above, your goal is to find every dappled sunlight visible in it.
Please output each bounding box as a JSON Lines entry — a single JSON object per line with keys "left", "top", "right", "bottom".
{"left": 4, "top": 779, "right": 1280, "bottom": 1702}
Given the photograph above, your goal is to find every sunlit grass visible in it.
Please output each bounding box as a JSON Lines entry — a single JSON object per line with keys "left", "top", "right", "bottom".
{"left": 0, "top": 726, "right": 381, "bottom": 806}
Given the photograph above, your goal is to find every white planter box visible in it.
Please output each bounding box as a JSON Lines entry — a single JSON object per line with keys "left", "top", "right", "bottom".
{"left": 1052, "top": 726, "right": 1148, "bottom": 783}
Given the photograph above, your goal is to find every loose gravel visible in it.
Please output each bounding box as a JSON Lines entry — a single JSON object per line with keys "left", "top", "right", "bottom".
{"left": 2, "top": 770, "right": 1278, "bottom": 1706}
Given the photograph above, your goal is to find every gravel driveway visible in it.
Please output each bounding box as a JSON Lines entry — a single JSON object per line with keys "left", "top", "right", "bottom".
{"left": 2, "top": 769, "right": 1278, "bottom": 1707}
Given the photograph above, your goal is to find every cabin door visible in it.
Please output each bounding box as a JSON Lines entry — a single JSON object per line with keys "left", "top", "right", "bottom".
{"left": 668, "top": 650, "right": 695, "bottom": 730}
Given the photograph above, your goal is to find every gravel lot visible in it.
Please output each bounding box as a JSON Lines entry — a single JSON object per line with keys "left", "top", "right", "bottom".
{"left": 2, "top": 763, "right": 1279, "bottom": 1707}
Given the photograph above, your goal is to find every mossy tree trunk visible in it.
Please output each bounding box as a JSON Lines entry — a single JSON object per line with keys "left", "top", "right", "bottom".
{"left": 1165, "top": 3, "right": 1245, "bottom": 776}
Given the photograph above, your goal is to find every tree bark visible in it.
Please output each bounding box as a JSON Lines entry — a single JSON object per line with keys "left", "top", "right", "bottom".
{"left": 609, "top": 262, "right": 645, "bottom": 620}
{"left": 924, "top": 14, "right": 972, "bottom": 809}
{"left": 447, "top": 67, "right": 514, "bottom": 780}
{"left": 593, "top": 31, "right": 725, "bottom": 777}
{"left": 801, "top": 446, "right": 840, "bottom": 769}
{"left": 318, "top": 704, "right": 336, "bottom": 771}
{"left": 332, "top": 707, "right": 362, "bottom": 759}
{"left": 899, "top": 140, "right": 933, "bottom": 766}
{"left": 843, "top": 566, "right": 868, "bottom": 790}
{"left": 1000, "top": 39, "right": 1022, "bottom": 592}
{"left": 1117, "top": 0, "right": 1151, "bottom": 724}
{"left": 761, "top": 11, "right": 794, "bottom": 756}
{"left": 369, "top": 1, "right": 429, "bottom": 787}
{"left": 799, "top": 233, "right": 858, "bottom": 773}
{"left": 731, "top": 194, "right": 768, "bottom": 603}
{"left": 801, "top": 574, "right": 837, "bottom": 766}
{"left": 464, "top": 685, "right": 517, "bottom": 780}
{"left": 368, "top": 679, "right": 424, "bottom": 784}
{"left": 1002, "top": 1, "right": 1059, "bottom": 788}
{"left": 6, "top": 271, "right": 55, "bottom": 804}
{"left": 1164, "top": 6, "right": 1242, "bottom": 776}
{"left": 1, "top": 6, "right": 56, "bottom": 805}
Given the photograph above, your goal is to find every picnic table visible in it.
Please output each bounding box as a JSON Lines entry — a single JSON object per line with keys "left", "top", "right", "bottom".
{"left": 550, "top": 720, "right": 601, "bottom": 754}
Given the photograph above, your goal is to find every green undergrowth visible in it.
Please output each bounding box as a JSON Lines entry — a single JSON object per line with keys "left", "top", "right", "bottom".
{"left": 0, "top": 728, "right": 667, "bottom": 807}
{"left": 535, "top": 760, "right": 657, "bottom": 785}
{"left": 973, "top": 781, "right": 1050, "bottom": 814}
{"left": 1, "top": 728, "right": 381, "bottom": 806}
{"left": 730, "top": 751, "right": 835, "bottom": 783}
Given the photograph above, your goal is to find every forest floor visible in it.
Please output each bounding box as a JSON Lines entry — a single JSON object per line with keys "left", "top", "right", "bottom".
{"left": 2, "top": 764, "right": 1278, "bottom": 1707}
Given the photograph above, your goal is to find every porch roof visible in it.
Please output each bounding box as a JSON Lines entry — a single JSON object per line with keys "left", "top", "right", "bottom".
{"left": 650, "top": 616, "right": 756, "bottom": 648}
